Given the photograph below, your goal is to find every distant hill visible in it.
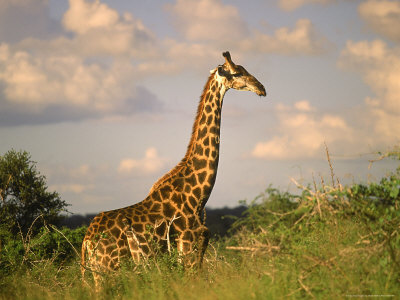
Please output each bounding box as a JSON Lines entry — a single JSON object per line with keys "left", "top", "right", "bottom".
{"left": 60, "top": 206, "right": 247, "bottom": 238}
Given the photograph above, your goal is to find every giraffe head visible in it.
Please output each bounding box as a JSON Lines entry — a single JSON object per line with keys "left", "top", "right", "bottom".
{"left": 216, "top": 51, "right": 266, "bottom": 97}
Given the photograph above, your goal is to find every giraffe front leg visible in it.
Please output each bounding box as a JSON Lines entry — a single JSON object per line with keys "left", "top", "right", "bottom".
{"left": 176, "top": 225, "right": 209, "bottom": 269}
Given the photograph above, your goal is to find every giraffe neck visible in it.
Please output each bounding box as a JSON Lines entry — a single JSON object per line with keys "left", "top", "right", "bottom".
{"left": 149, "top": 70, "right": 228, "bottom": 210}
{"left": 183, "top": 70, "right": 227, "bottom": 207}
{"left": 187, "top": 71, "right": 226, "bottom": 164}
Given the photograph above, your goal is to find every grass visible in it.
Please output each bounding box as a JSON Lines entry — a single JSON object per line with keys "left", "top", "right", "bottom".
{"left": 1, "top": 147, "right": 399, "bottom": 299}
{"left": 1, "top": 209, "right": 398, "bottom": 299}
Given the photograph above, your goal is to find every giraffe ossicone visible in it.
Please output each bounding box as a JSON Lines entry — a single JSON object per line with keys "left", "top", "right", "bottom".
{"left": 81, "top": 51, "right": 266, "bottom": 286}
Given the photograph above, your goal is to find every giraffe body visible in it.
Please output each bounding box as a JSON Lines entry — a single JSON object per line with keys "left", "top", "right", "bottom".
{"left": 81, "top": 52, "right": 266, "bottom": 285}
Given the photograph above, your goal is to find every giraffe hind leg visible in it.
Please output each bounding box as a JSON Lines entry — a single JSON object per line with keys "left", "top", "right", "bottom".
{"left": 81, "top": 239, "right": 104, "bottom": 289}
{"left": 125, "top": 230, "right": 143, "bottom": 264}
{"left": 81, "top": 240, "right": 89, "bottom": 282}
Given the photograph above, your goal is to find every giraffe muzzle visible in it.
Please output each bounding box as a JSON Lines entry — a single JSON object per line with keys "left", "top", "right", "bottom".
{"left": 257, "top": 84, "right": 267, "bottom": 97}
{"left": 249, "top": 79, "right": 267, "bottom": 97}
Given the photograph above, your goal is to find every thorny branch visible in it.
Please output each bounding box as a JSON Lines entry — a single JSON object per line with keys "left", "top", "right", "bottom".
{"left": 166, "top": 214, "right": 181, "bottom": 254}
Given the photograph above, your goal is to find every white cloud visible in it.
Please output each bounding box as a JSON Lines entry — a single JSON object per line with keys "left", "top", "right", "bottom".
{"left": 359, "top": 0, "right": 400, "bottom": 43}
{"left": 118, "top": 147, "right": 167, "bottom": 175}
{"left": 166, "top": 0, "right": 329, "bottom": 56}
{"left": 61, "top": 0, "right": 155, "bottom": 57}
{"left": 278, "top": 0, "right": 357, "bottom": 11}
{"left": 251, "top": 101, "right": 352, "bottom": 160}
{"left": 165, "top": 0, "right": 249, "bottom": 43}
{"left": 0, "top": 0, "right": 331, "bottom": 126}
{"left": 254, "top": 38, "right": 400, "bottom": 161}
{"left": 294, "top": 100, "right": 315, "bottom": 112}
{"left": 136, "top": 40, "right": 221, "bottom": 76}
{"left": 278, "top": 0, "right": 333, "bottom": 11}
{"left": 63, "top": 0, "right": 119, "bottom": 34}
{"left": 0, "top": 46, "right": 137, "bottom": 111}
{"left": 241, "top": 19, "right": 330, "bottom": 55}
{"left": 338, "top": 39, "right": 400, "bottom": 147}
{"left": 0, "top": 0, "right": 163, "bottom": 125}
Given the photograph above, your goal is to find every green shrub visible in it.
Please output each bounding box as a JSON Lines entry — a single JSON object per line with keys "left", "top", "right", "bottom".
{"left": 0, "top": 225, "right": 86, "bottom": 276}
{"left": 223, "top": 146, "right": 400, "bottom": 298}
{"left": 0, "top": 150, "right": 68, "bottom": 235}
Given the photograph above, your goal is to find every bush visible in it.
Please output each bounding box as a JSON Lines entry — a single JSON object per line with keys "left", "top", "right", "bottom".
{"left": 224, "top": 146, "right": 400, "bottom": 298}
{"left": 0, "top": 225, "right": 86, "bottom": 275}
{"left": 0, "top": 150, "right": 68, "bottom": 235}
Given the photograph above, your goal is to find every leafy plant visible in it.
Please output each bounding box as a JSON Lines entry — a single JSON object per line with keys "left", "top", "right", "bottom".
{"left": 0, "top": 224, "right": 86, "bottom": 276}
{"left": 0, "top": 150, "right": 68, "bottom": 235}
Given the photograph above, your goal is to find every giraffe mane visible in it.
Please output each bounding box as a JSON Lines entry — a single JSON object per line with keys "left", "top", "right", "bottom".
{"left": 149, "top": 69, "right": 218, "bottom": 194}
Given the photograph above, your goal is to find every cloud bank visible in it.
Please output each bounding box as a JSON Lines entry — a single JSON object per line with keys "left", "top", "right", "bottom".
{"left": 358, "top": 0, "right": 400, "bottom": 43}
{"left": 0, "top": 0, "right": 161, "bottom": 126}
{"left": 251, "top": 0, "right": 400, "bottom": 160}
{"left": 167, "top": 0, "right": 330, "bottom": 55}
{"left": 252, "top": 101, "right": 352, "bottom": 160}
{"left": 0, "top": 0, "right": 331, "bottom": 127}
{"left": 241, "top": 19, "right": 330, "bottom": 55}
{"left": 166, "top": 0, "right": 249, "bottom": 43}
{"left": 278, "top": 0, "right": 352, "bottom": 11}
{"left": 338, "top": 39, "right": 400, "bottom": 147}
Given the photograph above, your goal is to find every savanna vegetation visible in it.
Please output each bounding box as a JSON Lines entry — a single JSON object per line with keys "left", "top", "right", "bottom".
{"left": 0, "top": 147, "right": 399, "bottom": 299}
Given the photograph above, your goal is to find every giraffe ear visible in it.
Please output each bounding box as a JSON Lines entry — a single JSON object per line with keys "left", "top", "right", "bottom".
{"left": 222, "top": 51, "right": 236, "bottom": 70}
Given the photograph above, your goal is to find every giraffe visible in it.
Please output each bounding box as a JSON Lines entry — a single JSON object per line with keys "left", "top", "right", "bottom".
{"left": 81, "top": 51, "right": 266, "bottom": 285}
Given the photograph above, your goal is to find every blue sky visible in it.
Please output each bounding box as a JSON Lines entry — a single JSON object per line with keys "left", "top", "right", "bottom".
{"left": 0, "top": 0, "right": 399, "bottom": 214}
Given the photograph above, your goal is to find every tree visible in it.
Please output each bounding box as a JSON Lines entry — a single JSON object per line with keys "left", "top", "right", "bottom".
{"left": 0, "top": 150, "right": 68, "bottom": 235}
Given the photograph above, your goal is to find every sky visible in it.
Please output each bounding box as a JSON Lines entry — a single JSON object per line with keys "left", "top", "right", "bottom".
{"left": 0, "top": 0, "right": 399, "bottom": 214}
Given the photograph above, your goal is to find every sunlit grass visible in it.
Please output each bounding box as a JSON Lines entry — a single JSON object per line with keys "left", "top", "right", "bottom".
{"left": 1, "top": 212, "right": 398, "bottom": 300}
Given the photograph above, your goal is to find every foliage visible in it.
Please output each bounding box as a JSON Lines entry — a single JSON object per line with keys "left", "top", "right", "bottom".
{"left": 0, "top": 224, "right": 86, "bottom": 276}
{"left": 224, "top": 146, "right": 400, "bottom": 298}
{"left": 231, "top": 187, "right": 298, "bottom": 232}
{"left": 0, "top": 150, "right": 68, "bottom": 235}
